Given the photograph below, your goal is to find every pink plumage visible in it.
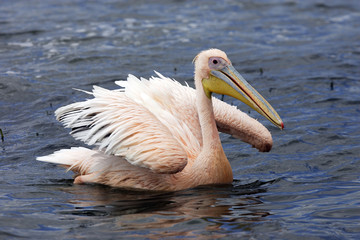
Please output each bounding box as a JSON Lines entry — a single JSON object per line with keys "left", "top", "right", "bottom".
{"left": 37, "top": 49, "right": 282, "bottom": 191}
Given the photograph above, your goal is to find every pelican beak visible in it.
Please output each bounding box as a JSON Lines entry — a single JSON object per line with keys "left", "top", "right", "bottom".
{"left": 202, "top": 65, "right": 284, "bottom": 129}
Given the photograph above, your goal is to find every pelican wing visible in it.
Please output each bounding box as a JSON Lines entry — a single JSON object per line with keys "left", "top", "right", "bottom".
{"left": 55, "top": 74, "right": 204, "bottom": 174}
{"left": 55, "top": 86, "right": 190, "bottom": 174}
{"left": 212, "top": 98, "right": 273, "bottom": 152}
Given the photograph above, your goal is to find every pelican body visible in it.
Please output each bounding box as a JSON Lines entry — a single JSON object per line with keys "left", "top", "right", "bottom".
{"left": 37, "top": 49, "right": 283, "bottom": 191}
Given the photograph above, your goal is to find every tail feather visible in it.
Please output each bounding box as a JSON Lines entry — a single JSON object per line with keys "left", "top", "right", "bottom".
{"left": 36, "top": 147, "right": 97, "bottom": 174}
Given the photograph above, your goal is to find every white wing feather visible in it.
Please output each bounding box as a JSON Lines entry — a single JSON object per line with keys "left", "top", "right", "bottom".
{"left": 55, "top": 73, "right": 201, "bottom": 174}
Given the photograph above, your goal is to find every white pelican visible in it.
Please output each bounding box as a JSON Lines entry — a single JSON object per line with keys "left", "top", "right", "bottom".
{"left": 37, "top": 49, "right": 283, "bottom": 191}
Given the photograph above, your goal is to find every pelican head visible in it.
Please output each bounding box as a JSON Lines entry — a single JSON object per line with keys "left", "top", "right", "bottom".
{"left": 194, "top": 49, "right": 284, "bottom": 129}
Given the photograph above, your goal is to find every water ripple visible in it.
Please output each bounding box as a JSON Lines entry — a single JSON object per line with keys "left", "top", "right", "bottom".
{"left": 1, "top": 0, "right": 359, "bottom": 239}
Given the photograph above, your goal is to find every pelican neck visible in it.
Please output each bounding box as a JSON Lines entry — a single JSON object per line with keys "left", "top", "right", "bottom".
{"left": 194, "top": 76, "right": 222, "bottom": 149}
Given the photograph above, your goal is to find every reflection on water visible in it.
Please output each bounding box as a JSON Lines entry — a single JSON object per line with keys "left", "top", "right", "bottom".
{"left": 52, "top": 180, "right": 274, "bottom": 238}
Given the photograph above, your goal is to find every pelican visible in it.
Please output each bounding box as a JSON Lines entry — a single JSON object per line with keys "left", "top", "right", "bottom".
{"left": 37, "top": 49, "right": 283, "bottom": 191}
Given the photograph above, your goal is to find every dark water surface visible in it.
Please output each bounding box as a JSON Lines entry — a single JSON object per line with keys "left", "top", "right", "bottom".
{"left": 1, "top": 0, "right": 360, "bottom": 239}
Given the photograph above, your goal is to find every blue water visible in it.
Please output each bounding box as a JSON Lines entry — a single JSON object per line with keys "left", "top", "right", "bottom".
{"left": 1, "top": 0, "right": 360, "bottom": 239}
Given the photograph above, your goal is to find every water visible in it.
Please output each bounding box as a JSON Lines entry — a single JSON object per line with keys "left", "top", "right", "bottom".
{"left": 1, "top": 0, "right": 360, "bottom": 239}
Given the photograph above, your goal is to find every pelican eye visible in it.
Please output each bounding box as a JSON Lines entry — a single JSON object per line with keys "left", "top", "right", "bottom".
{"left": 209, "top": 57, "right": 228, "bottom": 70}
